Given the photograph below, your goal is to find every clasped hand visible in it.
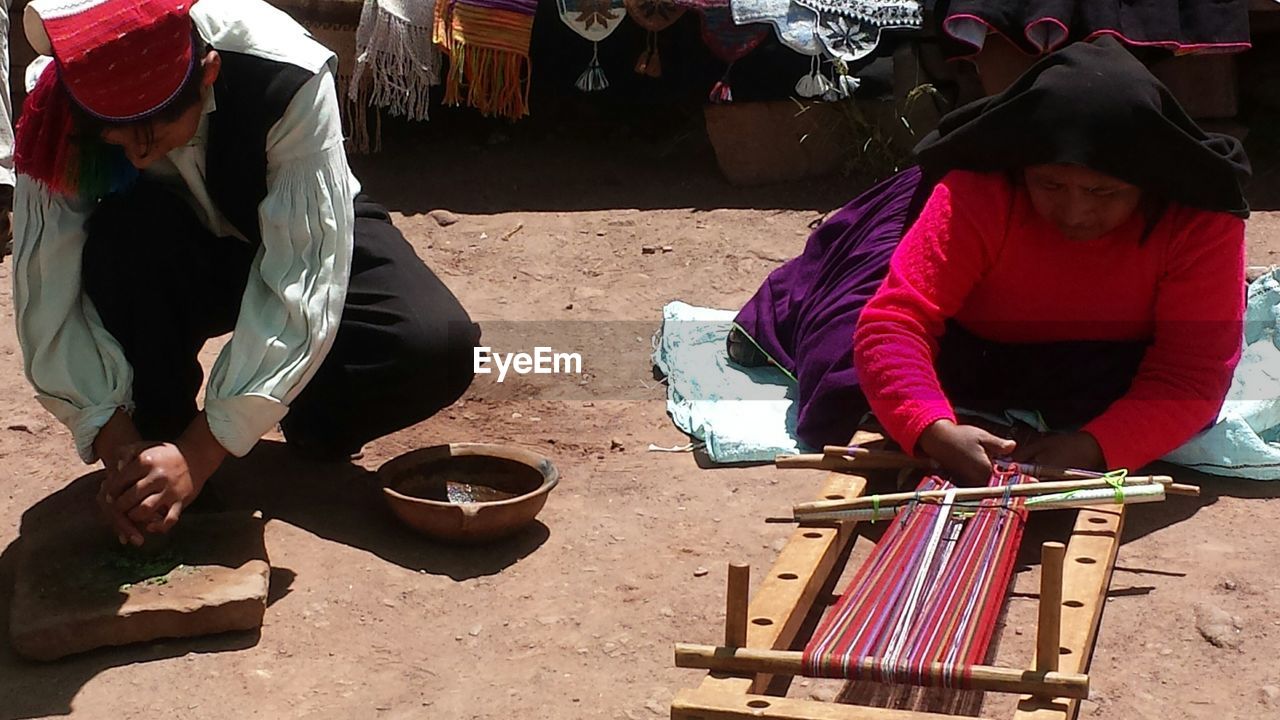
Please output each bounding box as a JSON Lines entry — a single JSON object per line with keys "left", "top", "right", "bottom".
{"left": 93, "top": 411, "right": 226, "bottom": 545}
{"left": 917, "top": 419, "right": 1105, "bottom": 486}
{"left": 99, "top": 441, "right": 205, "bottom": 545}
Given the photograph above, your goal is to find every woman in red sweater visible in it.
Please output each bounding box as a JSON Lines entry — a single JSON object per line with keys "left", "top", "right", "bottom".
{"left": 733, "top": 37, "right": 1249, "bottom": 484}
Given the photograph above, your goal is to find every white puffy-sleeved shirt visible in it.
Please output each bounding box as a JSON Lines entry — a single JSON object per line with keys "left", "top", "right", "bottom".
{"left": 12, "top": 0, "right": 360, "bottom": 462}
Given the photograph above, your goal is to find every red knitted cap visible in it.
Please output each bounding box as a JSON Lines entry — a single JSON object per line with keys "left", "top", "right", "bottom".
{"left": 29, "top": 0, "right": 197, "bottom": 122}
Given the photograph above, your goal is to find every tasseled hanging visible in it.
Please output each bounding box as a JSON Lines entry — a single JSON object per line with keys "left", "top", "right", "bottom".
{"left": 625, "top": 0, "right": 682, "bottom": 78}
{"left": 708, "top": 63, "right": 734, "bottom": 104}
{"left": 635, "top": 48, "right": 652, "bottom": 76}
{"left": 697, "top": 7, "right": 766, "bottom": 103}
{"left": 644, "top": 45, "right": 663, "bottom": 78}
{"left": 576, "top": 43, "right": 610, "bottom": 92}
{"left": 794, "top": 55, "right": 831, "bottom": 98}
{"left": 822, "top": 58, "right": 860, "bottom": 101}
{"left": 560, "top": 0, "right": 626, "bottom": 92}
{"left": 635, "top": 31, "right": 663, "bottom": 78}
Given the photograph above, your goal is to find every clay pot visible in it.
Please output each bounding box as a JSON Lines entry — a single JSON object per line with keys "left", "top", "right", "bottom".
{"left": 378, "top": 443, "right": 558, "bottom": 544}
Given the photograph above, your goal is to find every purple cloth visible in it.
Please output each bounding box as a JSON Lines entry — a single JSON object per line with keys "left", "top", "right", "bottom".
{"left": 461, "top": 0, "right": 538, "bottom": 14}
{"left": 734, "top": 167, "right": 924, "bottom": 448}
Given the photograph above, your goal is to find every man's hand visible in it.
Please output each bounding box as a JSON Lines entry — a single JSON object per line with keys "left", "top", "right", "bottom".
{"left": 99, "top": 413, "right": 228, "bottom": 542}
{"left": 1012, "top": 431, "right": 1105, "bottom": 471}
{"left": 93, "top": 409, "right": 148, "bottom": 545}
{"left": 917, "top": 419, "right": 1017, "bottom": 486}
{"left": 105, "top": 441, "right": 202, "bottom": 535}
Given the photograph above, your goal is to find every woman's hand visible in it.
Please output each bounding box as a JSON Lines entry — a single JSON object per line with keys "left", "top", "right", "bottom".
{"left": 917, "top": 419, "right": 1017, "bottom": 486}
{"left": 1013, "top": 431, "right": 1105, "bottom": 471}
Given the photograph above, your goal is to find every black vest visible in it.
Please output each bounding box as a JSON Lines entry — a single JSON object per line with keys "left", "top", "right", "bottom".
{"left": 205, "top": 50, "right": 314, "bottom": 246}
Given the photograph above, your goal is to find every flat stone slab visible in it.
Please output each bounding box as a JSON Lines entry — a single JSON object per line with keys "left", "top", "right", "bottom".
{"left": 10, "top": 511, "right": 269, "bottom": 661}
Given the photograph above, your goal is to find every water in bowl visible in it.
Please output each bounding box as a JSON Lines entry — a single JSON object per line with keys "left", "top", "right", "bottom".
{"left": 392, "top": 456, "right": 542, "bottom": 504}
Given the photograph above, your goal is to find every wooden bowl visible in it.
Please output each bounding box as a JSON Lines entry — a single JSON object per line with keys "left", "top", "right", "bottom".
{"left": 377, "top": 444, "right": 558, "bottom": 544}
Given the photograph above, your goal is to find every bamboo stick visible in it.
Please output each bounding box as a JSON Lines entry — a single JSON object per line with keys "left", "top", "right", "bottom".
{"left": 793, "top": 475, "right": 1176, "bottom": 516}
{"left": 1007, "top": 465, "right": 1107, "bottom": 480}
{"left": 1024, "top": 484, "right": 1167, "bottom": 508}
{"left": 818, "top": 445, "right": 1184, "bottom": 484}
{"left": 819, "top": 446, "right": 938, "bottom": 467}
{"left": 785, "top": 452, "right": 1200, "bottom": 497}
{"left": 770, "top": 483, "right": 1168, "bottom": 524}
{"left": 819, "top": 446, "right": 1106, "bottom": 479}
{"left": 725, "top": 563, "right": 750, "bottom": 648}
{"left": 1036, "top": 542, "right": 1066, "bottom": 673}
{"left": 673, "top": 643, "right": 1089, "bottom": 699}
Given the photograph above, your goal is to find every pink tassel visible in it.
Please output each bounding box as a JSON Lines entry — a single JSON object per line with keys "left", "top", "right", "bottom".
{"left": 709, "top": 63, "right": 734, "bottom": 104}
{"left": 709, "top": 80, "right": 733, "bottom": 104}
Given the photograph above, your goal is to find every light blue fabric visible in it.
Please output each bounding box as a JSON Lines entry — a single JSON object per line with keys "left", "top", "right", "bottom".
{"left": 653, "top": 302, "right": 806, "bottom": 463}
{"left": 657, "top": 271, "right": 1280, "bottom": 478}
{"left": 730, "top": 0, "right": 824, "bottom": 57}
{"left": 1164, "top": 270, "right": 1280, "bottom": 480}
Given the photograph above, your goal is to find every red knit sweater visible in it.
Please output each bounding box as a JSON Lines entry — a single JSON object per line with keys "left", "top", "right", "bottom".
{"left": 853, "top": 170, "right": 1245, "bottom": 470}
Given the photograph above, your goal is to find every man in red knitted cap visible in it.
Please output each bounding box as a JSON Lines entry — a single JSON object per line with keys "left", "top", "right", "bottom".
{"left": 13, "top": 0, "right": 480, "bottom": 546}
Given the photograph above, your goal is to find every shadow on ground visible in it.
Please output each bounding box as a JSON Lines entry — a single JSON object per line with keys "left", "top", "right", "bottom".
{"left": 351, "top": 113, "right": 863, "bottom": 217}
{"left": 0, "top": 441, "right": 548, "bottom": 718}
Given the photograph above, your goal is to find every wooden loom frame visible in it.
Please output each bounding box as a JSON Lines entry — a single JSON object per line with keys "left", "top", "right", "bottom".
{"left": 671, "top": 460, "right": 1125, "bottom": 720}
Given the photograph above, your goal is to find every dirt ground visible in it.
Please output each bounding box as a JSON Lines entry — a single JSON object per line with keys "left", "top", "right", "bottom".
{"left": 2, "top": 120, "right": 1280, "bottom": 720}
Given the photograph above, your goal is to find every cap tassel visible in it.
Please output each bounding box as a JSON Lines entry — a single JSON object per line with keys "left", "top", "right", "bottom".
{"left": 14, "top": 63, "right": 77, "bottom": 195}
{"left": 576, "top": 42, "right": 609, "bottom": 92}
{"left": 15, "top": 62, "right": 136, "bottom": 199}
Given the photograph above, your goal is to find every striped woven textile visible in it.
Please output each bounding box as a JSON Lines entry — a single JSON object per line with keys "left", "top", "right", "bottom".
{"left": 269, "top": 0, "right": 379, "bottom": 151}
{"left": 433, "top": 0, "right": 537, "bottom": 119}
{"left": 802, "top": 470, "right": 1030, "bottom": 687}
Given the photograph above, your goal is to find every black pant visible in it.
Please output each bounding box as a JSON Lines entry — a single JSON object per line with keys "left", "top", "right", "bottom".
{"left": 82, "top": 180, "right": 480, "bottom": 453}
{"left": 935, "top": 321, "right": 1148, "bottom": 430}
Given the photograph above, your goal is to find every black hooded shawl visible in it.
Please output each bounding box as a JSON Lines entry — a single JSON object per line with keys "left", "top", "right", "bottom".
{"left": 913, "top": 36, "right": 1251, "bottom": 218}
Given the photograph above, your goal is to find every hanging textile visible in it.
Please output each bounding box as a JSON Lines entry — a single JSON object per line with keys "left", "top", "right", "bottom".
{"left": 625, "top": 0, "right": 686, "bottom": 78}
{"left": 432, "top": 0, "right": 538, "bottom": 119}
{"left": 699, "top": 6, "right": 769, "bottom": 103}
{"left": 558, "top": 0, "right": 629, "bottom": 91}
{"left": 793, "top": 0, "right": 921, "bottom": 62}
{"left": 802, "top": 470, "right": 1030, "bottom": 684}
{"left": 352, "top": 0, "right": 441, "bottom": 127}
{"left": 730, "top": 0, "right": 823, "bottom": 57}
{"left": 273, "top": 0, "right": 379, "bottom": 151}
{"left": 672, "top": 0, "right": 728, "bottom": 9}
{"left": 940, "top": 0, "right": 1250, "bottom": 58}
{"left": 728, "top": 0, "right": 832, "bottom": 98}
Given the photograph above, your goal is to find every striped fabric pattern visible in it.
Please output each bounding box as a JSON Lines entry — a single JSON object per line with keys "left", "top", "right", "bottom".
{"left": 433, "top": 0, "right": 537, "bottom": 119}
{"left": 802, "top": 470, "right": 1030, "bottom": 686}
